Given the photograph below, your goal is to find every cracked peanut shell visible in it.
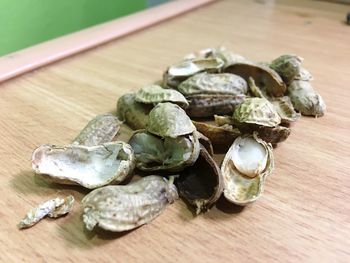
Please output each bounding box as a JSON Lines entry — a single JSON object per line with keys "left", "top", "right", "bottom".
{"left": 135, "top": 84, "right": 189, "bottom": 108}
{"left": 233, "top": 97, "right": 281, "bottom": 127}
{"left": 116, "top": 93, "right": 153, "bottom": 130}
{"left": 147, "top": 102, "right": 196, "bottom": 138}
{"left": 32, "top": 142, "right": 135, "bottom": 189}
{"left": 129, "top": 130, "right": 200, "bottom": 173}
{"left": 288, "top": 80, "right": 326, "bottom": 117}
{"left": 82, "top": 176, "right": 178, "bottom": 232}
{"left": 176, "top": 145, "right": 224, "bottom": 214}
{"left": 222, "top": 133, "right": 274, "bottom": 205}
{"left": 225, "top": 61, "right": 286, "bottom": 97}
{"left": 163, "top": 57, "right": 224, "bottom": 88}
{"left": 72, "top": 114, "right": 122, "bottom": 146}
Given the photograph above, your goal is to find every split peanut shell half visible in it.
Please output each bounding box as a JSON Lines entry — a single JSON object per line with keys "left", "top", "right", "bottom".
{"left": 269, "top": 54, "right": 303, "bottom": 85}
{"left": 135, "top": 84, "right": 189, "bottom": 108}
{"left": 116, "top": 93, "right": 152, "bottom": 130}
{"left": 82, "top": 176, "right": 178, "bottom": 232}
{"left": 129, "top": 130, "right": 200, "bottom": 173}
{"left": 147, "top": 102, "right": 196, "bottom": 138}
{"left": 32, "top": 142, "right": 135, "bottom": 189}
{"left": 176, "top": 145, "right": 224, "bottom": 214}
{"left": 178, "top": 72, "right": 248, "bottom": 96}
{"left": 233, "top": 97, "right": 281, "bottom": 127}
{"left": 225, "top": 61, "right": 286, "bottom": 97}
{"left": 222, "top": 133, "right": 274, "bottom": 205}
{"left": 163, "top": 57, "right": 224, "bottom": 88}
{"left": 288, "top": 80, "right": 326, "bottom": 117}
{"left": 72, "top": 114, "right": 122, "bottom": 146}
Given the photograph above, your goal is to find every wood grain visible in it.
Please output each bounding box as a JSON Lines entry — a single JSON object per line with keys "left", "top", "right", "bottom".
{"left": 0, "top": 0, "right": 349, "bottom": 262}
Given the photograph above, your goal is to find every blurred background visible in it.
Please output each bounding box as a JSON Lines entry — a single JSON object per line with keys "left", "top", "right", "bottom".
{"left": 0, "top": 0, "right": 170, "bottom": 56}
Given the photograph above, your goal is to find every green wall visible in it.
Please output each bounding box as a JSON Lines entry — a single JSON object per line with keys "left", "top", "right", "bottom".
{"left": 0, "top": 0, "right": 147, "bottom": 56}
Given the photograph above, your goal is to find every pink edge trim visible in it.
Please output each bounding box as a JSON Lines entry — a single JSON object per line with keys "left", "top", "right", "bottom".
{"left": 0, "top": 0, "right": 217, "bottom": 83}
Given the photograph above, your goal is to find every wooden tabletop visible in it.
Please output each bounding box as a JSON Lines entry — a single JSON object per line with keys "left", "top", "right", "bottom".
{"left": 1, "top": 0, "right": 349, "bottom": 262}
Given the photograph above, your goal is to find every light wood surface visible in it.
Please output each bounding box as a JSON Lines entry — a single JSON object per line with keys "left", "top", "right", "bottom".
{"left": 1, "top": 0, "right": 349, "bottom": 262}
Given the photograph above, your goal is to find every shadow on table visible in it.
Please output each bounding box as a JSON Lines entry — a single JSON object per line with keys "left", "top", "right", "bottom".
{"left": 10, "top": 170, "right": 90, "bottom": 198}
{"left": 215, "top": 195, "right": 245, "bottom": 214}
{"left": 56, "top": 208, "right": 135, "bottom": 249}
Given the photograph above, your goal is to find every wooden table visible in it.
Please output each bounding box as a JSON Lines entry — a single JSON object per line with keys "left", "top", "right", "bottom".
{"left": 1, "top": 0, "right": 349, "bottom": 262}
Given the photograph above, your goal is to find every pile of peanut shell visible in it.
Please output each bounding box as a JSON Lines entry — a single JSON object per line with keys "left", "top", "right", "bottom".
{"left": 21, "top": 47, "right": 325, "bottom": 232}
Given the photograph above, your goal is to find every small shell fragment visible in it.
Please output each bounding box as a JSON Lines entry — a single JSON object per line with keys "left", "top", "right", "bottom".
{"left": 116, "top": 93, "right": 153, "bottom": 130}
{"left": 270, "top": 54, "right": 303, "bottom": 84}
{"left": 248, "top": 77, "right": 267, "bottom": 99}
{"left": 196, "top": 131, "right": 214, "bottom": 156}
{"left": 178, "top": 72, "right": 248, "bottom": 96}
{"left": 184, "top": 47, "right": 246, "bottom": 67}
{"left": 294, "top": 67, "right": 313, "bottom": 81}
{"left": 163, "top": 57, "right": 224, "bottom": 88}
{"left": 225, "top": 61, "right": 286, "bottom": 97}
{"left": 147, "top": 102, "right": 196, "bottom": 138}
{"left": 222, "top": 133, "right": 274, "bottom": 205}
{"left": 176, "top": 146, "right": 224, "bottom": 214}
{"left": 270, "top": 96, "right": 300, "bottom": 123}
{"left": 82, "top": 176, "right": 178, "bottom": 232}
{"left": 233, "top": 97, "right": 281, "bottom": 127}
{"left": 214, "top": 114, "right": 290, "bottom": 144}
{"left": 18, "top": 195, "right": 74, "bottom": 229}
{"left": 72, "top": 114, "right": 122, "bottom": 146}
{"left": 32, "top": 142, "right": 135, "bottom": 189}
{"left": 135, "top": 85, "right": 189, "bottom": 108}
{"left": 288, "top": 80, "right": 326, "bottom": 117}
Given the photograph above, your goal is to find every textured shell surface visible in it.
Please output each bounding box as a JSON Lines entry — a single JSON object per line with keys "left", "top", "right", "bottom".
{"left": 185, "top": 94, "right": 245, "bottom": 118}
{"left": 270, "top": 96, "right": 300, "bottom": 123}
{"left": 178, "top": 72, "right": 247, "bottom": 96}
{"left": 225, "top": 61, "right": 286, "bottom": 97}
{"left": 72, "top": 114, "right": 122, "bottom": 146}
{"left": 19, "top": 195, "right": 74, "bottom": 229}
{"left": 129, "top": 131, "right": 166, "bottom": 165}
{"left": 270, "top": 54, "right": 303, "bottom": 84}
{"left": 163, "top": 57, "right": 224, "bottom": 88}
{"left": 214, "top": 114, "right": 290, "bottom": 144}
{"left": 167, "top": 57, "right": 224, "bottom": 77}
{"left": 222, "top": 133, "right": 274, "bottom": 205}
{"left": 176, "top": 146, "right": 224, "bottom": 214}
{"left": 135, "top": 85, "right": 189, "bottom": 108}
{"left": 116, "top": 93, "right": 152, "bottom": 130}
{"left": 147, "top": 102, "right": 196, "bottom": 138}
{"left": 184, "top": 47, "right": 246, "bottom": 67}
{"left": 32, "top": 141, "right": 135, "bottom": 189}
{"left": 294, "top": 67, "right": 313, "bottom": 81}
{"left": 233, "top": 97, "right": 281, "bottom": 127}
{"left": 214, "top": 49, "right": 247, "bottom": 67}
{"left": 129, "top": 130, "right": 200, "bottom": 172}
{"left": 82, "top": 176, "right": 178, "bottom": 232}
{"left": 288, "top": 80, "right": 326, "bottom": 117}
